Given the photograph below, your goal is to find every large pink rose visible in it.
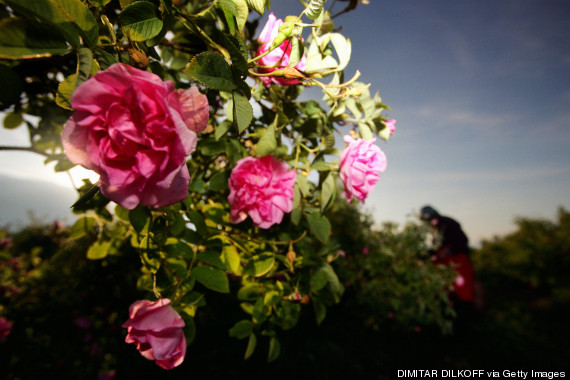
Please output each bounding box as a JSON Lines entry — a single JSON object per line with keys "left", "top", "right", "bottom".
{"left": 0, "top": 317, "right": 12, "bottom": 343}
{"left": 62, "top": 63, "right": 209, "bottom": 210}
{"left": 255, "top": 13, "right": 307, "bottom": 86}
{"left": 122, "top": 298, "right": 186, "bottom": 370}
{"left": 339, "top": 135, "right": 387, "bottom": 202}
{"left": 228, "top": 155, "right": 296, "bottom": 229}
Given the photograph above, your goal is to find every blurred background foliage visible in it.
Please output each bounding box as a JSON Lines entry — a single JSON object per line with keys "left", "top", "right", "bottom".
{"left": 1, "top": 205, "right": 569, "bottom": 378}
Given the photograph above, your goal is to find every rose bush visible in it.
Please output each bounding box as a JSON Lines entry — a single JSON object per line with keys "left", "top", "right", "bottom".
{"left": 340, "top": 135, "right": 388, "bottom": 202}
{"left": 122, "top": 298, "right": 186, "bottom": 370}
{"left": 228, "top": 155, "right": 296, "bottom": 229}
{"left": 62, "top": 63, "right": 209, "bottom": 210}
{"left": 0, "top": 0, "right": 401, "bottom": 368}
{"left": 255, "top": 13, "right": 307, "bottom": 86}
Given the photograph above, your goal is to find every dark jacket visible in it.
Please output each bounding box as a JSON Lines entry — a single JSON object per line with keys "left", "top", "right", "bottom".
{"left": 435, "top": 216, "right": 470, "bottom": 255}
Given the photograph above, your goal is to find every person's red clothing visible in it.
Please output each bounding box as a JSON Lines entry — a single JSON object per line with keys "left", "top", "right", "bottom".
{"left": 435, "top": 252, "right": 475, "bottom": 303}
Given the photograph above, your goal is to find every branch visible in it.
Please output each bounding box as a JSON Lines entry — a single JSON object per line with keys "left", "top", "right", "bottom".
{"left": 0, "top": 146, "right": 50, "bottom": 158}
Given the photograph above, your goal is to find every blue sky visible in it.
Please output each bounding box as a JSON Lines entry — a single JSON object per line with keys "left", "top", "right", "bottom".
{"left": 1, "top": 0, "right": 570, "bottom": 244}
{"left": 273, "top": 0, "right": 570, "bottom": 242}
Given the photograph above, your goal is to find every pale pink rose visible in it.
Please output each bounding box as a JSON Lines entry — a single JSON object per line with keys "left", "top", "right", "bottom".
{"left": 455, "top": 274, "right": 466, "bottom": 287}
{"left": 62, "top": 63, "right": 209, "bottom": 210}
{"left": 255, "top": 13, "right": 307, "bottom": 86}
{"left": 228, "top": 155, "right": 296, "bottom": 229}
{"left": 339, "top": 135, "right": 387, "bottom": 202}
{"left": 385, "top": 119, "right": 396, "bottom": 135}
{"left": 0, "top": 317, "right": 12, "bottom": 343}
{"left": 122, "top": 298, "right": 186, "bottom": 370}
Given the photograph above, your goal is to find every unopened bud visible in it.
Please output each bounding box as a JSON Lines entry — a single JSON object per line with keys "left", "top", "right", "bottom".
{"left": 271, "top": 19, "right": 296, "bottom": 49}
{"left": 286, "top": 250, "right": 296, "bottom": 271}
{"left": 128, "top": 48, "right": 149, "bottom": 70}
{"left": 283, "top": 67, "right": 306, "bottom": 80}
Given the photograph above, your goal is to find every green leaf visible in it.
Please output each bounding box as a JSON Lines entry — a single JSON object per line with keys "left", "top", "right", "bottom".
{"left": 254, "top": 124, "right": 277, "bottom": 157}
{"left": 222, "top": 245, "right": 242, "bottom": 275}
{"left": 237, "top": 284, "right": 265, "bottom": 301}
{"left": 119, "top": 1, "right": 164, "bottom": 42}
{"left": 70, "top": 216, "right": 97, "bottom": 239}
{"left": 93, "top": 47, "right": 118, "bottom": 69}
{"left": 129, "top": 205, "right": 151, "bottom": 233}
{"left": 263, "top": 290, "right": 280, "bottom": 306}
{"left": 75, "top": 47, "right": 93, "bottom": 90}
{"left": 321, "top": 172, "right": 336, "bottom": 212}
{"left": 150, "top": 215, "right": 168, "bottom": 246}
{"left": 229, "top": 320, "right": 253, "bottom": 340}
{"left": 296, "top": 174, "right": 311, "bottom": 197}
{"left": 220, "top": 6, "right": 236, "bottom": 36}
{"left": 198, "top": 139, "right": 227, "bottom": 156}
{"left": 120, "top": 0, "right": 136, "bottom": 8}
{"left": 0, "top": 18, "right": 69, "bottom": 59}
{"left": 379, "top": 123, "right": 391, "bottom": 141}
{"left": 310, "top": 267, "right": 329, "bottom": 292}
{"left": 208, "top": 170, "right": 229, "bottom": 191}
{"left": 267, "top": 336, "right": 280, "bottom": 362}
{"left": 90, "top": 0, "right": 113, "bottom": 6}
{"left": 164, "top": 240, "right": 194, "bottom": 259}
{"left": 290, "top": 208, "right": 302, "bottom": 225}
{"left": 329, "top": 33, "right": 351, "bottom": 71}
{"left": 56, "top": 73, "right": 76, "bottom": 110}
{"left": 233, "top": 0, "right": 249, "bottom": 32}
{"left": 246, "top": 0, "right": 265, "bottom": 14}
{"left": 3, "top": 113, "right": 23, "bottom": 130}
{"left": 311, "top": 160, "right": 336, "bottom": 171}
{"left": 215, "top": 120, "right": 232, "bottom": 141}
{"left": 232, "top": 90, "right": 253, "bottom": 133}
{"left": 218, "top": 0, "right": 238, "bottom": 16}
{"left": 358, "top": 121, "right": 373, "bottom": 140}
{"left": 244, "top": 254, "right": 275, "bottom": 277}
{"left": 321, "top": 263, "right": 344, "bottom": 302}
{"left": 87, "top": 240, "right": 111, "bottom": 260}
{"left": 191, "top": 266, "right": 230, "bottom": 293}
{"left": 288, "top": 38, "right": 304, "bottom": 68}
{"left": 5, "top": 0, "right": 99, "bottom": 48}
{"left": 184, "top": 52, "right": 236, "bottom": 91}
{"left": 244, "top": 333, "right": 257, "bottom": 359}
{"left": 221, "top": 34, "right": 248, "bottom": 78}
{"left": 197, "top": 251, "right": 226, "bottom": 269}
{"left": 306, "top": 212, "right": 331, "bottom": 244}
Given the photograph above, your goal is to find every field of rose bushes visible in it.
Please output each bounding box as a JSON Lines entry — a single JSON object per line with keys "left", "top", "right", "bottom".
{"left": 1, "top": 207, "right": 569, "bottom": 378}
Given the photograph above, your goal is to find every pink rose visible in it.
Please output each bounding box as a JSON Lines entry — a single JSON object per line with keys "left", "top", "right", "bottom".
{"left": 62, "top": 63, "right": 209, "bottom": 210}
{"left": 0, "top": 317, "right": 12, "bottom": 343}
{"left": 228, "top": 155, "right": 296, "bottom": 229}
{"left": 339, "top": 135, "right": 387, "bottom": 202}
{"left": 255, "top": 13, "right": 307, "bottom": 86}
{"left": 122, "top": 298, "right": 186, "bottom": 370}
{"left": 385, "top": 119, "right": 396, "bottom": 135}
